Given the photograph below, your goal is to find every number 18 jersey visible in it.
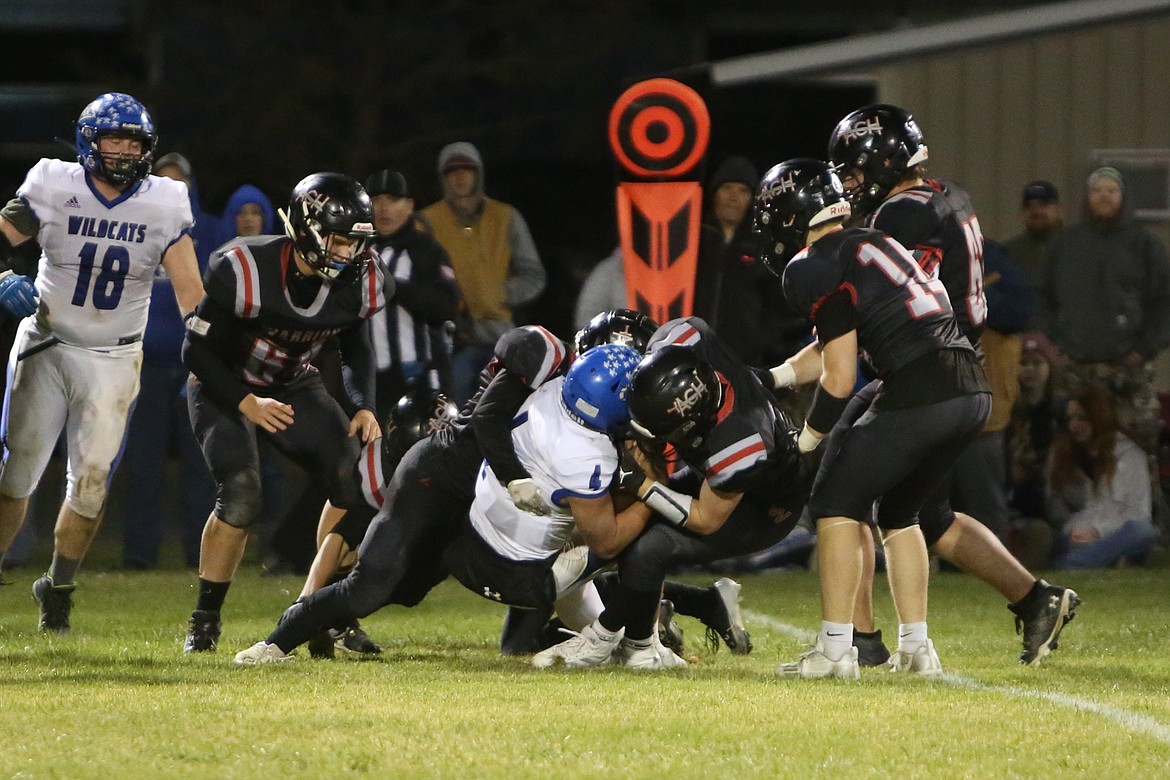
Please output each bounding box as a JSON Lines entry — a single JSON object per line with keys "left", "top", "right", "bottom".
{"left": 18, "top": 158, "right": 193, "bottom": 348}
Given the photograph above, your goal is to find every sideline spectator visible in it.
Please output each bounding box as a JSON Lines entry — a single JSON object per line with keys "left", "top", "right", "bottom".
{"left": 1047, "top": 385, "right": 1159, "bottom": 568}
{"left": 421, "top": 143, "right": 545, "bottom": 407}
{"left": 1040, "top": 165, "right": 1170, "bottom": 455}
{"left": 694, "top": 155, "right": 796, "bottom": 366}
{"left": 218, "top": 184, "right": 275, "bottom": 245}
{"left": 1006, "top": 333, "right": 1062, "bottom": 568}
{"left": 365, "top": 169, "right": 462, "bottom": 416}
{"left": 1005, "top": 180, "right": 1062, "bottom": 308}
{"left": 154, "top": 152, "right": 221, "bottom": 267}
{"left": 573, "top": 246, "right": 624, "bottom": 331}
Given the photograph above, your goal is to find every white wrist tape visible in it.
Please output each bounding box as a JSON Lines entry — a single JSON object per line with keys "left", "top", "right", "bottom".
{"left": 797, "top": 424, "right": 823, "bottom": 453}
{"left": 769, "top": 362, "right": 797, "bottom": 389}
{"left": 640, "top": 481, "right": 692, "bottom": 528}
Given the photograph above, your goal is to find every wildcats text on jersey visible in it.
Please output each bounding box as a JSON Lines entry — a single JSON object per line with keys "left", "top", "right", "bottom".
{"left": 67, "top": 215, "right": 148, "bottom": 243}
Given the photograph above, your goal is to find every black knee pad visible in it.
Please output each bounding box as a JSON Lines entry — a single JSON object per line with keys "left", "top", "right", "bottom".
{"left": 215, "top": 469, "right": 263, "bottom": 529}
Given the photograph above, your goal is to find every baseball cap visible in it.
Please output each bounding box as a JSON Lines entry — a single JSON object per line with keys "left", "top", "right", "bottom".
{"left": 1021, "top": 180, "right": 1059, "bottom": 205}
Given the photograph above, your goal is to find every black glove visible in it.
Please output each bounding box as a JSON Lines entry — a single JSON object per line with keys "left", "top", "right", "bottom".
{"left": 615, "top": 446, "right": 648, "bottom": 496}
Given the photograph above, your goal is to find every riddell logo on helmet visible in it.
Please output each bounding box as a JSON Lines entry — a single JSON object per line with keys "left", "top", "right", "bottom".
{"left": 828, "top": 202, "right": 850, "bottom": 219}
{"left": 844, "top": 117, "right": 883, "bottom": 141}
{"left": 668, "top": 377, "right": 708, "bottom": 417}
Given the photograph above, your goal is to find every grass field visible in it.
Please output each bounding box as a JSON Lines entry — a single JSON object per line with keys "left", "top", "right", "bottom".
{"left": 0, "top": 565, "right": 1167, "bottom": 779}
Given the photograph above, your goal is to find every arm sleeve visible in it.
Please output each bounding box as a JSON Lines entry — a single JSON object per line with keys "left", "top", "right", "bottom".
{"left": 181, "top": 296, "right": 253, "bottom": 410}
{"left": 391, "top": 238, "right": 463, "bottom": 326}
{"left": 811, "top": 288, "right": 858, "bottom": 344}
{"left": 1112, "top": 441, "right": 1152, "bottom": 522}
{"left": 471, "top": 368, "right": 534, "bottom": 486}
{"left": 504, "top": 209, "right": 546, "bottom": 308}
{"left": 337, "top": 321, "right": 377, "bottom": 415}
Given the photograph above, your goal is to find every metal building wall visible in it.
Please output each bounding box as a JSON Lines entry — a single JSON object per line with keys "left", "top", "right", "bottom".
{"left": 872, "top": 13, "right": 1170, "bottom": 244}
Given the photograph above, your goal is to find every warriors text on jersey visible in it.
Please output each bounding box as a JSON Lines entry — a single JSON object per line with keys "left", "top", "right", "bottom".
{"left": 187, "top": 234, "right": 385, "bottom": 400}
{"left": 470, "top": 376, "right": 617, "bottom": 562}
{"left": 649, "top": 317, "right": 808, "bottom": 507}
{"left": 17, "top": 158, "right": 193, "bottom": 347}
{"left": 867, "top": 179, "right": 987, "bottom": 346}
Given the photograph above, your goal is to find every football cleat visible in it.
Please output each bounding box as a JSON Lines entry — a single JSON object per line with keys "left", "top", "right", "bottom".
{"left": 777, "top": 641, "right": 860, "bottom": 680}
{"left": 704, "top": 577, "right": 752, "bottom": 654}
{"left": 854, "top": 629, "right": 892, "bottom": 667}
{"left": 335, "top": 621, "right": 382, "bottom": 655}
{"left": 621, "top": 634, "right": 688, "bottom": 670}
{"left": 1009, "top": 580, "right": 1081, "bottom": 666}
{"left": 32, "top": 574, "right": 75, "bottom": 634}
{"left": 233, "top": 641, "right": 292, "bottom": 666}
{"left": 657, "top": 599, "right": 685, "bottom": 655}
{"left": 887, "top": 638, "right": 943, "bottom": 676}
{"left": 183, "top": 609, "right": 222, "bottom": 654}
{"left": 532, "top": 621, "right": 624, "bottom": 669}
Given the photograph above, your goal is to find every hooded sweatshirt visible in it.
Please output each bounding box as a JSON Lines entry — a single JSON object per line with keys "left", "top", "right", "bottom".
{"left": 421, "top": 142, "right": 545, "bottom": 345}
{"left": 1041, "top": 177, "right": 1170, "bottom": 362}
{"left": 218, "top": 184, "right": 276, "bottom": 248}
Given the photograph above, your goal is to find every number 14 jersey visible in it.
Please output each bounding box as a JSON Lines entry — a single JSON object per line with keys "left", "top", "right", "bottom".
{"left": 17, "top": 158, "right": 193, "bottom": 348}
{"left": 782, "top": 225, "right": 974, "bottom": 378}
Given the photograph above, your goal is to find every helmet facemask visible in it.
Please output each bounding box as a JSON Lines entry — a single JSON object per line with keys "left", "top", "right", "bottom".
{"left": 280, "top": 174, "right": 377, "bottom": 283}
{"left": 75, "top": 93, "right": 157, "bottom": 188}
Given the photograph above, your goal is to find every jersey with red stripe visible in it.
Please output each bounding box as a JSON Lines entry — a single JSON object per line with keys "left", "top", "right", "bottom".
{"left": 783, "top": 226, "right": 972, "bottom": 378}
{"left": 867, "top": 180, "right": 986, "bottom": 347}
{"left": 201, "top": 234, "right": 385, "bottom": 387}
{"left": 647, "top": 317, "right": 806, "bottom": 500}
{"left": 449, "top": 324, "right": 571, "bottom": 431}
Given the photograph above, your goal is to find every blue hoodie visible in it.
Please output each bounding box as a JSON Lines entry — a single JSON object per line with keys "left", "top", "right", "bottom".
{"left": 217, "top": 184, "right": 276, "bottom": 248}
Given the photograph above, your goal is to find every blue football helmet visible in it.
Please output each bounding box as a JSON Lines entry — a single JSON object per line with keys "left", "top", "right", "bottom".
{"left": 560, "top": 343, "right": 641, "bottom": 435}
{"left": 75, "top": 92, "right": 157, "bottom": 187}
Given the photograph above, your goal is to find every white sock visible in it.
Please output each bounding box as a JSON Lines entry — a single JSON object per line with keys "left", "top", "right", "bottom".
{"left": 897, "top": 622, "right": 928, "bottom": 653}
{"left": 591, "top": 619, "right": 619, "bottom": 641}
{"left": 819, "top": 621, "right": 853, "bottom": 662}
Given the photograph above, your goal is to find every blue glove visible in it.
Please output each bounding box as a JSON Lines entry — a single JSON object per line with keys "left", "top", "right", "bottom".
{"left": 0, "top": 273, "right": 39, "bottom": 319}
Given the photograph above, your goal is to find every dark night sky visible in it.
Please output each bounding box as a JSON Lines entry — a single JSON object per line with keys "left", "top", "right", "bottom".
{"left": 0, "top": 0, "right": 885, "bottom": 335}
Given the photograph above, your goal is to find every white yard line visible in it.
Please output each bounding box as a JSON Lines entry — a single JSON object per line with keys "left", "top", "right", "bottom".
{"left": 743, "top": 609, "right": 1170, "bottom": 746}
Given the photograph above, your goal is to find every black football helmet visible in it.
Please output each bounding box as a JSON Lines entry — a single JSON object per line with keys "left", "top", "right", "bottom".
{"left": 753, "top": 158, "right": 851, "bottom": 275}
{"left": 575, "top": 309, "right": 659, "bottom": 356}
{"left": 827, "top": 104, "right": 928, "bottom": 213}
{"left": 281, "top": 172, "right": 376, "bottom": 282}
{"left": 628, "top": 345, "right": 722, "bottom": 451}
{"left": 382, "top": 388, "right": 458, "bottom": 470}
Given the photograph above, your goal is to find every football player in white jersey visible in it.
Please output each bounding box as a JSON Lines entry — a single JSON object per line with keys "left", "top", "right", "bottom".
{"left": 0, "top": 92, "right": 203, "bottom": 632}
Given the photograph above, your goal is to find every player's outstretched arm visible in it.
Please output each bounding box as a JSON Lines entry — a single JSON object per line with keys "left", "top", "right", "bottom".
{"left": 161, "top": 234, "right": 204, "bottom": 315}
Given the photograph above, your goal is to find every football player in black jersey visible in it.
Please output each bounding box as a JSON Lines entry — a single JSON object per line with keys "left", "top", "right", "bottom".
{"left": 298, "top": 388, "right": 458, "bottom": 658}
{"left": 755, "top": 158, "right": 991, "bottom": 679}
{"left": 230, "top": 311, "right": 658, "bottom": 664}
{"left": 181, "top": 172, "right": 386, "bottom": 653}
{"left": 827, "top": 104, "right": 1080, "bottom": 667}
{"left": 533, "top": 317, "right": 817, "bottom": 670}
